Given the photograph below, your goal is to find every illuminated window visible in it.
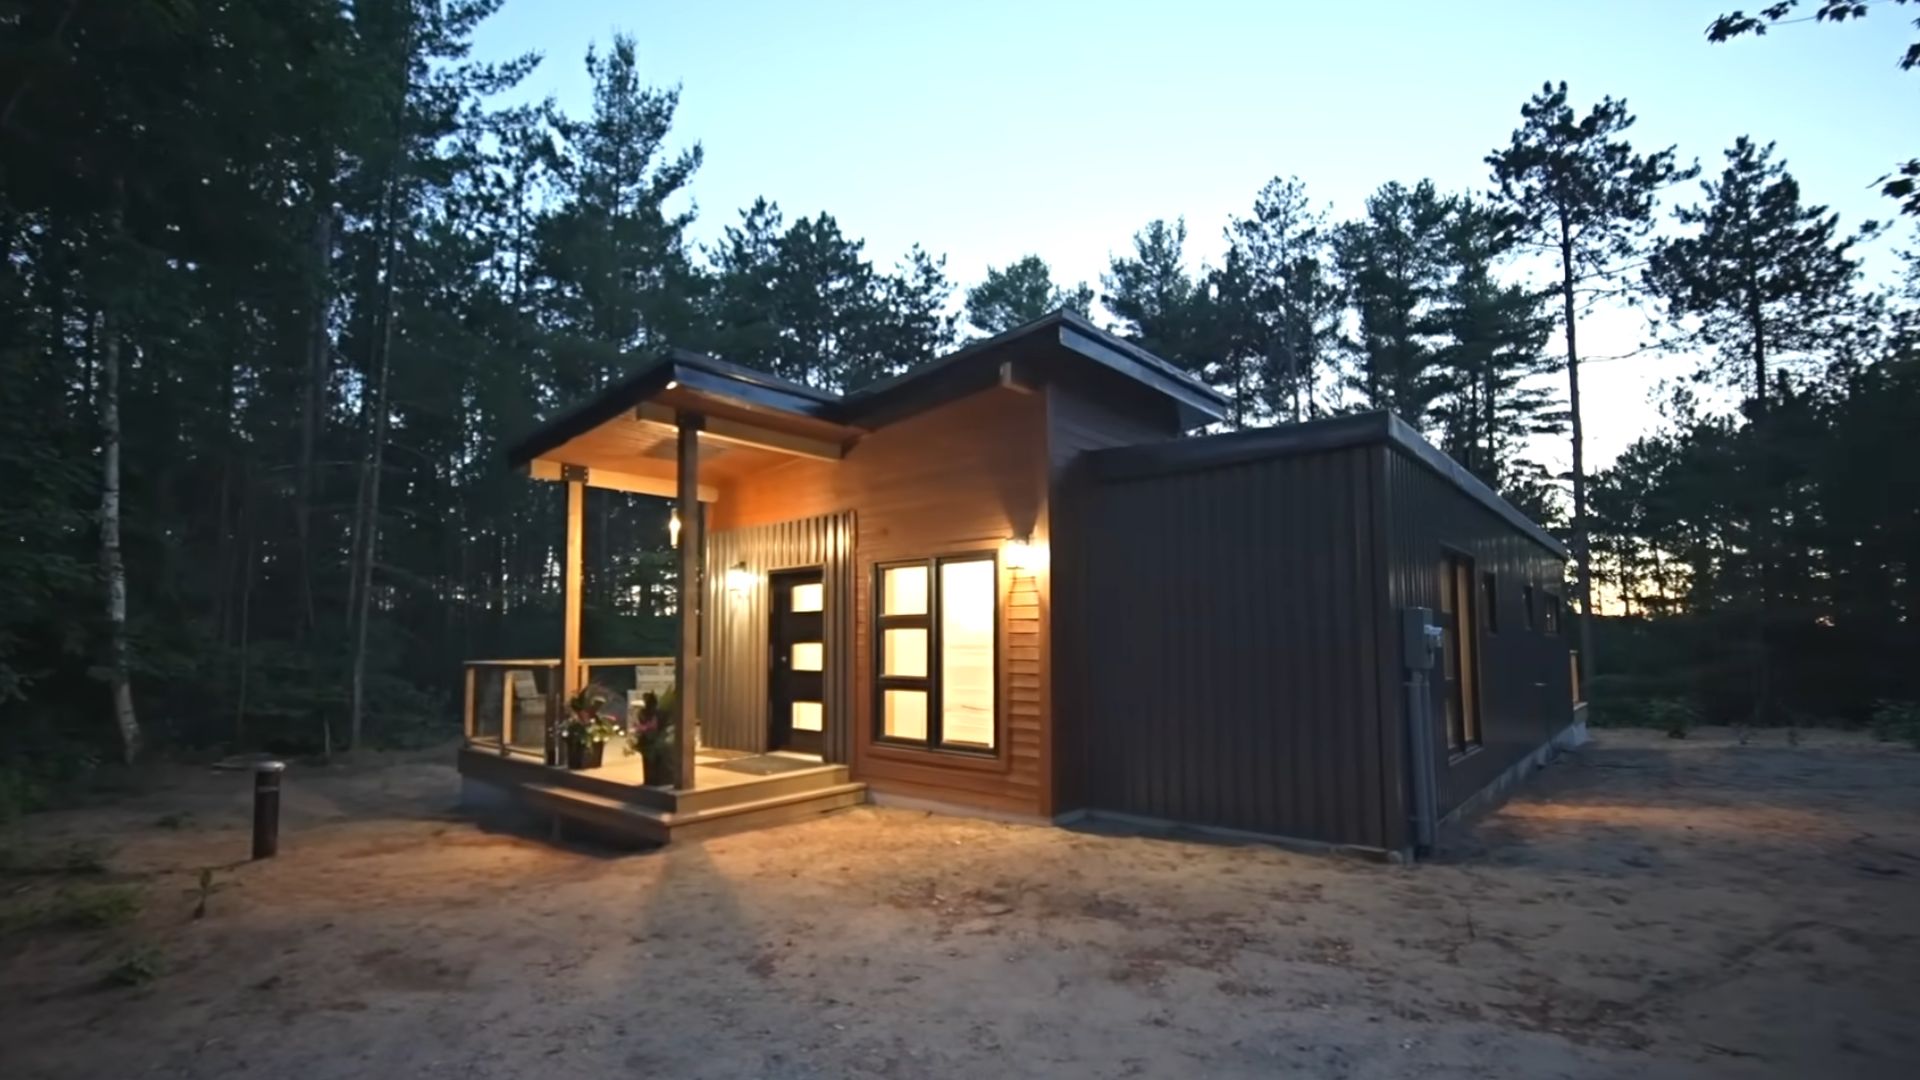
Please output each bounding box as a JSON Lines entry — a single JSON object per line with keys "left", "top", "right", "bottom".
{"left": 1439, "top": 553, "right": 1483, "bottom": 755}
{"left": 874, "top": 554, "right": 997, "bottom": 753}
{"left": 791, "top": 642, "right": 823, "bottom": 671}
{"left": 791, "top": 582, "right": 823, "bottom": 613}
{"left": 791, "top": 701, "right": 823, "bottom": 732}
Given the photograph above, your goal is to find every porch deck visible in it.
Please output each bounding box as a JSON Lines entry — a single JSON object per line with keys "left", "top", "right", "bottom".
{"left": 457, "top": 744, "right": 866, "bottom": 845}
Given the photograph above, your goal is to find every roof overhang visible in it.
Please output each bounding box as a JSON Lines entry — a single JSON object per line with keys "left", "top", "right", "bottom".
{"left": 505, "top": 349, "right": 862, "bottom": 499}
{"left": 1088, "top": 411, "right": 1570, "bottom": 560}
{"left": 840, "top": 310, "right": 1230, "bottom": 431}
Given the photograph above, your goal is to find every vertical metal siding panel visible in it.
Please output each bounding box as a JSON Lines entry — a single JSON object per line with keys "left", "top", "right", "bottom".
{"left": 697, "top": 511, "right": 855, "bottom": 758}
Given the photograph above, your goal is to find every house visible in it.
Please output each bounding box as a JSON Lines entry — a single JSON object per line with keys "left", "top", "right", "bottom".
{"left": 456, "top": 310, "right": 1581, "bottom": 858}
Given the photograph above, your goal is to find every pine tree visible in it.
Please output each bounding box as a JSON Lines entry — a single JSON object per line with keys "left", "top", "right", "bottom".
{"left": 1487, "top": 82, "right": 1694, "bottom": 677}
{"left": 964, "top": 255, "right": 1093, "bottom": 336}
{"left": 1331, "top": 181, "right": 1454, "bottom": 425}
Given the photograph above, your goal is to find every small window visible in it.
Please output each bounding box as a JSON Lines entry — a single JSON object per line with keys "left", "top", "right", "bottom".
{"left": 1439, "top": 552, "right": 1483, "bottom": 755}
{"left": 1543, "top": 592, "right": 1562, "bottom": 635}
{"left": 874, "top": 554, "right": 997, "bottom": 754}
{"left": 791, "top": 642, "right": 823, "bottom": 671}
{"left": 1481, "top": 571, "right": 1499, "bottom": 634}
{"left": 791, "top": 701, "right": 824, "bottom": 732}
{"left": 790, "top": 582, "right": 823, "bottom": 612}
{"left": 1522, "top": 583, "right": 1537, "bottom": 632}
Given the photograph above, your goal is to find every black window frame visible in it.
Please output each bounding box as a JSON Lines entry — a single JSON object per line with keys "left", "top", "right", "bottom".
{"left": 1522, "top": 583, "right": 1537, "bottom": 632}
{"left": 1481, "top": 570, "right": 1500, "bottom": 634}
{"left": 872, "top": 552, "right": 1000, "bottom": 756}
{"left": 1543, "top": 591, "right": 1562, "bottom": 636}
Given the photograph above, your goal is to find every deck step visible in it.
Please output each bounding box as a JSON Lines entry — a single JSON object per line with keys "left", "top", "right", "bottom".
{"left": 519, "top": 779, "right": 867, "bottom": 846}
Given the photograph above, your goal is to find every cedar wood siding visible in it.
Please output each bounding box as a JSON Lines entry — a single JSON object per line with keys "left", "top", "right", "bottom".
{"left": 1044, "top": 377, "right": 1181, "bottom": 816}
{"left": 707, "top": 386, "right": 1053, "bottom": 817}
{"left": 1380, "top": 444, "right": 1574, "bottom": 814}
{"left": 1065, "top": 441, "right": 1403, "bottom": 851}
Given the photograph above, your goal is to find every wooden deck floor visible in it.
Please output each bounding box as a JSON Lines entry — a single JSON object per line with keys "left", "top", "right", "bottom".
{"left": 457, "top": 743, "right": 864, "bottom": 844}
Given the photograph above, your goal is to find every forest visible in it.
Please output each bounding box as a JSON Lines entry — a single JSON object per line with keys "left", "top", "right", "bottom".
{"left": 2, "top": 0, "right": 1916, "bottom": 807}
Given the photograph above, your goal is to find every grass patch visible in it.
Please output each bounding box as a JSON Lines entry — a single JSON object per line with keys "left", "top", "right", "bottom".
{"left": 0, "top": 839, "right": 114, "bottom": 876}
{"left": 103, "top": 945, "right": 163, "bottom": 987}
{"left": 0, "top": 884, "right": 142, "bottom": 935}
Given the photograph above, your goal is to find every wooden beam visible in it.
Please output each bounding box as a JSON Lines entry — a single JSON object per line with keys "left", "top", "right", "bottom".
{"left": 637, "top": 402, "right": 842, "bottom": 461}
{"left": 526, "top": 458, "right": 717, "bottom": 502}
{"left": 563, "top": 480, "right": 584, "bottom": 698}
{"left": 463, "top": 666, "right": 477, "bottom": 740}
{"left": 675, "top": 413, "right": 704, "bottom": 790}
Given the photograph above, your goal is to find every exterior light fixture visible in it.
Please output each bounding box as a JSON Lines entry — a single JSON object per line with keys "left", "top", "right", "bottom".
{"left": 1003, "top": 535, "right": 1036, "bottom": 571}
{"left": 725, "top": 561, "right": 755, "bottom": 594}
{"left": 664, "top": 379, "right": 679, "bottom": 390}
{"left": 669, "top": 507, "right": 681, "bottom": 548}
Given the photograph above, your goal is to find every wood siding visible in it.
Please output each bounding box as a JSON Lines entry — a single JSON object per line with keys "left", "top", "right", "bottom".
{"left": 1064, "top": 442, "right": 1401, "bottom": 851}
{"left": 1380, "top": 446, "right": 1573, "bottom": 814}
{"left": 709, "top": 387, "right": 1052, "bottom": 817}
{"left": 700, "top": 512, "right": 856, "bottom": 763}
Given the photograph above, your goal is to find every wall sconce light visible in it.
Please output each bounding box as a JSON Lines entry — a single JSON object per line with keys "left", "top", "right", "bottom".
{"left": 668, "top": 507, "right": 681, "bottom": 548}
{"left": 725, "top": 561, "right": 755, "bottom": 594}
{"left": 1003, "top": 535, "right": 1037, "bottom": 572}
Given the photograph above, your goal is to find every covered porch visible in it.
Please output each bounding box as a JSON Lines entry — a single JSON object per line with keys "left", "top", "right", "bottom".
{"left": 456, "top": 351, "right": 867, "bottom": 842}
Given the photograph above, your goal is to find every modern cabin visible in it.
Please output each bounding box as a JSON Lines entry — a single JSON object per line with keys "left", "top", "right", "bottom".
{"left": 457, "top": 310, "right": 1582, "bottom": 858}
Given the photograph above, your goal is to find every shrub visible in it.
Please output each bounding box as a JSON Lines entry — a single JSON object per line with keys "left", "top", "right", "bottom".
{"left": 1870, "top": 700, "right": 1920, "bottom": 749}
{"left": 1646, "top": 697, "right": 1698, "bottom": 739}
{"left": 104, "top": 945, "right": 163, "bottom": 987}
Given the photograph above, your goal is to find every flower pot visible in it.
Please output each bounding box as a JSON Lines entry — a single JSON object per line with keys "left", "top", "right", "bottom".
{"left": 641, "top": 751, "right": 674, "bottom": 788}
{"left": 563, "top": 733, "right": 605, "bottom": 770}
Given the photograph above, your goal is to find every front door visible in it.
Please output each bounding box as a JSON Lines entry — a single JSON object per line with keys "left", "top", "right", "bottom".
{"left": 769, "top": 568, "right": 825, "bottom": 755}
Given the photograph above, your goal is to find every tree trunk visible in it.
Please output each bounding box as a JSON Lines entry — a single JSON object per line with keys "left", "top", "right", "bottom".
{"left": 1559, "top": 226, "right": 1598, "bottom": 679}
{"left": 98, "top": 305, "right": 142, "bottom": 764}
{"left": 1749, "top": 296, "right": 1773, "bottom": 724}
{"left": 347, "top": 198, "right": 400, "bottom": 756}
{"left": 296, "top": 203, "right": 333, "bottom": 638}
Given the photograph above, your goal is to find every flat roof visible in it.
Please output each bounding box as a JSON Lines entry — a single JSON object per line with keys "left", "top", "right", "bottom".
{"left": 1086, "top": 411, "right": 1570, "bottom": 559}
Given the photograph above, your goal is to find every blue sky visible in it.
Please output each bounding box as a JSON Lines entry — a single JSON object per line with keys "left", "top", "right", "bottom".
{"left": 468, "top": 0, "right": 1914, "bottom": 470}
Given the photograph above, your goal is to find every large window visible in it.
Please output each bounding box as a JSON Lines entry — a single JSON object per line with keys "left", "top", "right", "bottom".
{"left": 875, "top": 554, "right": 997, "bottom": 753}
{"left": 1438, "top": 552, "right": 1483, "bottom": 756}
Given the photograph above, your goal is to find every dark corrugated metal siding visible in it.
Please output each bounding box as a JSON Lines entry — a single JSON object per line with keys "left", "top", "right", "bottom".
{"left": 1380, "top": 448, "right": 1572, "bottom": 813}
{"left": 1067, "top": 442, "right": 1402, "bottom": 851}
{"left": 701, "top": 511, "right": 856, "bottom": 763}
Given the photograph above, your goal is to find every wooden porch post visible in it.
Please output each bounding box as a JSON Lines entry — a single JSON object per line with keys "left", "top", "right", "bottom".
{"left": 675, "top": 413, "right": 704, "bottom": 789}
{"left": 563, "top": 478, "right": 584, "bottom": 696}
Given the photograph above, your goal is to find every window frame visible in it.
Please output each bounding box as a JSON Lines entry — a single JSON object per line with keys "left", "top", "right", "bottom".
{"left": 1522, "top": 583, "right": 1537, "bottom": 632}
{"left": 1481, "top": 570, "right": 1500, "bottom": 635}
{"left": 872, "top": 552, "right": 1000, "bottom": 757}
{"left": 1543, "top": 591, "right": 1562, "bottom": 636}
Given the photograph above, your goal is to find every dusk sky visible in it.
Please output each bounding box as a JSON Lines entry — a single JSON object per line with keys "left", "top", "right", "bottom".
{"left": 469, "top": 0, "right": 1914, "bottom": 472}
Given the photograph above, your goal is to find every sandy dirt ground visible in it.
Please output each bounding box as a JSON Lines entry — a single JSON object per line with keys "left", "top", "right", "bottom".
{"left": 1, "top": 727, "right": 1917, "bottom": 1079}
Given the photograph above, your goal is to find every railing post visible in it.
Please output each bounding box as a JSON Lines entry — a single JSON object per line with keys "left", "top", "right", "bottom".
{"left": 462, "top": 665, "right": 477, "bottom": 740}
{"left": 500, "top": 669, "right": 513, "bottom": 757}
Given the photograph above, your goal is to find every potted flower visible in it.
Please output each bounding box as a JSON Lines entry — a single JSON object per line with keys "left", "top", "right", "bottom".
{"left": 628, "top": 687, "right": 678, "bottom": 788}
{"left": 562, "top": 684, "right": 621, "bottom": 770}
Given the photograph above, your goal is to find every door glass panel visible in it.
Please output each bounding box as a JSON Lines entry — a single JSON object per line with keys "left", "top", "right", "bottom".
{"left": 791, "top": 582, "right": 823, "bottom": 612}
{"left": 940, "top": 558, "right": 996, "bottom": 749}
{"left": 881, "top": 565, "right": 928, "bottom": 616}
{"left": 881, "top": 628, "right": 927, "bottom": 677}
{"left": 791, "top": 642, "right": 823, "bottom": 671}
{"left": 791, "top": 701, "right": 823, "bottom": 732}
{"left": 882, "top": 689, "right": 928, "bottom": 742}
